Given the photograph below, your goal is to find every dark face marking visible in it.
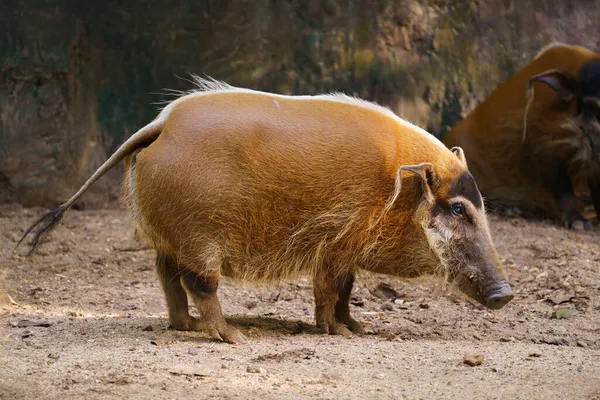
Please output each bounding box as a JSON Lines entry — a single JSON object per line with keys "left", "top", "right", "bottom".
{"left": 447, "top": 171, "right": 483, "bottom": 209}
{"left": 578, "top": 60, "right": 600, "bottom": 101}
{"left": 575, "top": 60, "right": 600, "bottom": 162}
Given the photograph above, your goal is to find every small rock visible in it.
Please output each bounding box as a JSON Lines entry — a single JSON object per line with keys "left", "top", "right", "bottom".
{"left": 243, "top": 301, "right": 257, "bottom": 310}
{"left": 246, "top": 366, "right": 266, "bottom": 374}
{"left": 419, "top": 303, "right": 430, "bottom": 309}
{"left": 538, "top": 337, "right": 570, "bottom": 346}
{"left": 221, "top": 364, "right": 228, "bottom": 369}
{"left": 546, "top": 291, "right": 573, "bottom": 305}
{"left": 528, "top": 352, "right": 542, "bottom": 358}
{"left": 123, "top": 280, "right": 131, "bottom": 287}
{"left": 322, "top": 372, "right": 342, "bottom": 381}
{"left": 576, "top": 341, "right": 587, "bottom": 348}
{"left": 380, "top": 303, "right": 394, "bottom": 311}
{"left": 370, "top": 282, "right": 400, "bottom": 300}
{"left": 141, "top": 325, "right": 154, "bottom": 332}
{"left": 536, "top": 271, "right": 548, "bottom": 279}
{"left": 48, "top": 353, "right": 60, "bottom": 360}
{"left": 17, "top": 319, "right": 52, "bottom": 328}
{"left": 350, "top": 297, "right": 364, "bottom": 307}
{"left": 188, "top": 349, "right": 198, "bottom": 356}
{"left": 168, "top": 365, "right": 210, "bottom": 377}
{"left": 463, "top": 354, "right": 485, "bottom": 367}
{"left": 551, "top": 308, "right": 573, "bottom": 320}
{"left": 576, "top": 365, "right": 584, "bottom": 372}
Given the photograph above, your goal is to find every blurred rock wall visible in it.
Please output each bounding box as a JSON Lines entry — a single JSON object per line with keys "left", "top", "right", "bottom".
{"left": 1, "top": 0, "right": 599, "bottom": 207}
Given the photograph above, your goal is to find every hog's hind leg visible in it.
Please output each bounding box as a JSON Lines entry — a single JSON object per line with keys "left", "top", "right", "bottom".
{"left": 181, "top": 269, "right": 247, "bottom": 344}
{"left": 156, "top": 253, "right": 203, "bottom": 331}
{"left": 313, "top": 268, "right": 354, "bottom": 337}
{"left": 334, "top": 273, "right": 365, "bottom": 334}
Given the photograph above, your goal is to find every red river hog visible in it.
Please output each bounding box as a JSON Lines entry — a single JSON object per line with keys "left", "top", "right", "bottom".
{"left": 18, "top": 78, "right": 513, "bottom": 344}
{"left": 444, "top": 42, "right": 600, "bottom": 230}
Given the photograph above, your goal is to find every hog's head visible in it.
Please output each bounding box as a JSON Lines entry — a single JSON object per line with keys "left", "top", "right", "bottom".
{"left": 526, "top": 60, "right": 600, "bottom": 170}
{"left": 395, "top": 147, "right": 514, "bottom": 310}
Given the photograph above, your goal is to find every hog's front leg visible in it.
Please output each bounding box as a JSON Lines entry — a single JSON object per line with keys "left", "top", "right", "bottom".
{"left": 588, "top": 173, "right": 600, "bottom": 227}
{"left": 543, "top": 163, "right": 591, "bottom": 230}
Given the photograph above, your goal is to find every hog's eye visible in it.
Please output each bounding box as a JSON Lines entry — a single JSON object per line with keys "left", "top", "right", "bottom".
{"left": 450, "top": 203, "right": 464, "bottom": 217}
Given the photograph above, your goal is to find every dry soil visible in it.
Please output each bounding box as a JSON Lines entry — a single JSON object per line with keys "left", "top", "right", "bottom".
{"left": 1, "top": 204, "right": 600, "bottom": 400}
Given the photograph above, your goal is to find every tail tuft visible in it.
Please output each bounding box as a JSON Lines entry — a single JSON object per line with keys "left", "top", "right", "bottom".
{"left": 15, "top": 206, "right": 68, "bottom": 256}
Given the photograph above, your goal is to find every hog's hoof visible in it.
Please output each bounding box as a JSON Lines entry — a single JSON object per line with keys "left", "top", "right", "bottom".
{"left": 169, "top": 316, "right": 204, "bottom": 332}
{"left": 318, "top": 322, "right": 353, "bottom": 337}
{"left": 207, "top": 324, "right": 247, "bottom": 344}
{"left": 566, "top": 218, "right": 592, "bottom": 231}
{"left": 345, "top": 318, "right": 366, "bottom": 335}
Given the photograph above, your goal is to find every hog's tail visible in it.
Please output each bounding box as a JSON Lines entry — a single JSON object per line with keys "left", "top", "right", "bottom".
{"left": 15, "top": 117, "right": 165, "bottom": 256}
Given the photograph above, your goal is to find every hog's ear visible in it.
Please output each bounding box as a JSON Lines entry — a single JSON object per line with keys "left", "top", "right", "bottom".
{"left": 395, "top": 162, "right": 436, "bottom": 204}
{"left": 450, "top": 146, "right": 468, "bottom": 168}
{"left": 528, "top": 69, "right": 579, "bottom": 103}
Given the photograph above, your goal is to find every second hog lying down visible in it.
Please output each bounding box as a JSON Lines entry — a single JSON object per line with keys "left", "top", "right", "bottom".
{"left": 19, "top": 78, "right": 513, "bottom": 344}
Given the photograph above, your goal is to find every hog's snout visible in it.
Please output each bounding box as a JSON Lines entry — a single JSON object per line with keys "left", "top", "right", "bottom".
{"left": 484, "top": 281, "right": 514, "bottom": 310}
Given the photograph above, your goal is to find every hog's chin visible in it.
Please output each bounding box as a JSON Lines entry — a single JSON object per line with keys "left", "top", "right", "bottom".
{"left": 448, "top": 271, "right": 486, "bottom": 305}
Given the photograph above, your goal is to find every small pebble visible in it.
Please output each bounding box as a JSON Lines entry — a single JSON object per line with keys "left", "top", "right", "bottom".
{"left": 246, "top": 366, "right": 266, "bottom": 374}
{"left": 142, "top": 325, "right": 154, "bottom": 332}
{"left": 464, "top": 354, "right": 485, "bottom": 367}
{"left": 350, "top": 297, "right": 364, "bottom": 307}
{"left": 576, "top": 365, "right": 584, "bottom": 372}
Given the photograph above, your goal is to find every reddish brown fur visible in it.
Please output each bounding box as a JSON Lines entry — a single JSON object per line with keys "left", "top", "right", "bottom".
{"left": 444, "top": 43, "right": 600, "bottom": 224}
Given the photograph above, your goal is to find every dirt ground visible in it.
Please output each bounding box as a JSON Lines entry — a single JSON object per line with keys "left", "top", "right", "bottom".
{"left": 1, "top": 203, "right": 600, "bottom": 400}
